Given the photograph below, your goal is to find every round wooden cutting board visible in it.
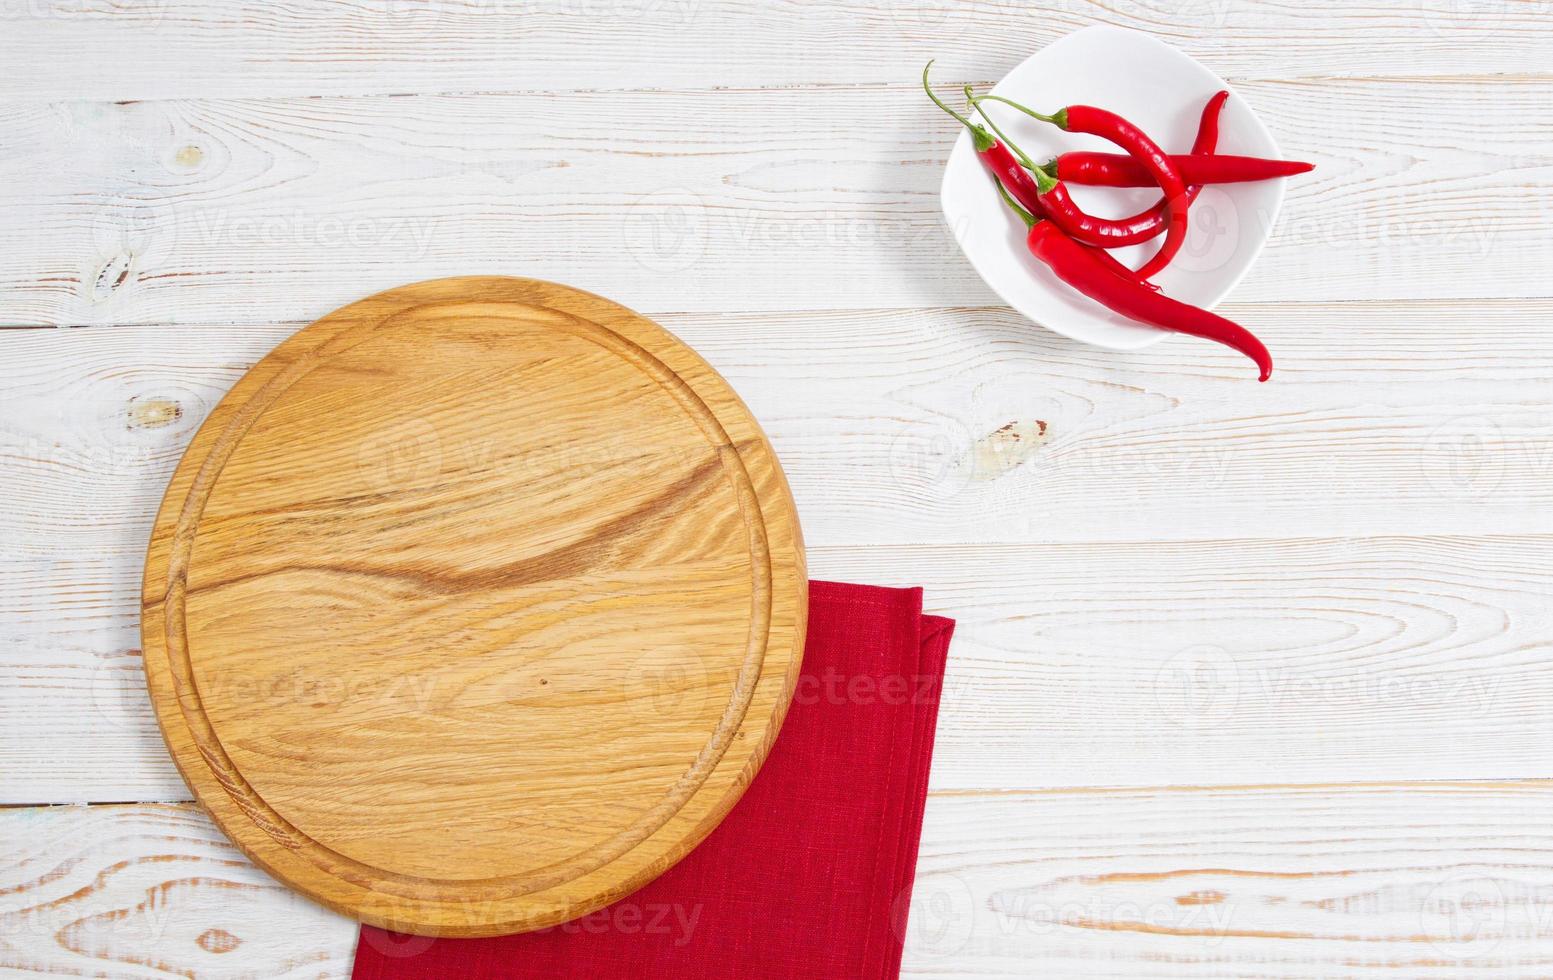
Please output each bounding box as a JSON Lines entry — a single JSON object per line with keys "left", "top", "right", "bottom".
{"left": 140, "top": 277, "right": 807, "bottom": 938}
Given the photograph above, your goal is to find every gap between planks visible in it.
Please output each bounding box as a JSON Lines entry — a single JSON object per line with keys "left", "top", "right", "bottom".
{"left": 20, "top": 777, "right": 1553, "bottom": 811}
{"left": 10, "top": 294, "right": 1553, "bottom": 331}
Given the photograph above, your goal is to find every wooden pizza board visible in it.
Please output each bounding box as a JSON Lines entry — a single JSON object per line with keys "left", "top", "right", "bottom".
{"left": 140, "top": 277, "right": 807, "bottom": 938}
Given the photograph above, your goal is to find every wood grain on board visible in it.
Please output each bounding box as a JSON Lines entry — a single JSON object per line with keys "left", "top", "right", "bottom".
{"left": 138, "top": 277, "right": 807, "bottom": 936}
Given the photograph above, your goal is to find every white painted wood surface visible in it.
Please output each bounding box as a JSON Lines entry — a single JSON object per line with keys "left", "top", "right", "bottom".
{"left": 13, "top": 786, "right": 1553, "bottom": 978}
{"left": 3, "top": 1, "right": 1551, "bottom": 976}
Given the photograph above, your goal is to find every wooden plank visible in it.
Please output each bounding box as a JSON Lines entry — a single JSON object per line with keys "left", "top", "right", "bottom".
{"left": 0, "top": 803, "right": 353, "bottom": 978}
{"left": 7, "top": 531, "right": 1553, "bottom": 800}
{"left": 1, "top": 74, "right": 1549, "bottom": 326}
{"left": 4, "top": 301, "right": 1549, "bottom": 800}
{"left": 1, "top": 301, "right": 1548, "bottom": 559}
{"left": 905, "top": 781, "right": 1553, "bottom": 978}
{"left": 11, "top": 785, "right": 1553, "bottom": 977}
{"left": 830, "top": 536, "right": 1553, "bottom": 792}
{"left": 2, "top": 0, "right": 1551, "bottom": 101}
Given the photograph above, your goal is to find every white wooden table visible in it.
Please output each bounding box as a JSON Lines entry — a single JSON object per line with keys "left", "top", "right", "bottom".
{"left": 4, "top": 2, "right": 1552, "bottom": 976}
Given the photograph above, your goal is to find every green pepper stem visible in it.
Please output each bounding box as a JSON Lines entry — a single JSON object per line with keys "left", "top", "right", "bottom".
{"left": 995, "top": 178, "right": 1037, "bottom": 229}
{"left": 923, "top": 61, "right": 995, "bottom": 152}
{"left": 970, "top": 93, "right": 1068, "bottom": 130}
{"left": 969, "top": 93, "right": 1058, "bottom": 194}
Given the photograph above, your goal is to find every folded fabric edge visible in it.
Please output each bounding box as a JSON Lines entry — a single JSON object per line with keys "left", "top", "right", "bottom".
{"left": 856, "top": 589, "right": 929, "bottom": 978}
{"left": 808, "top": 579, "right": 925, "bottom": 618}
{"left": 882, "top": 613, "right": 955, "bottom": 979}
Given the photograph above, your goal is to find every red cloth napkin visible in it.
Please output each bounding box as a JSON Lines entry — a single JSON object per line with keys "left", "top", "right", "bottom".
{"left": 353, "top": 580, "right": 953, "bottom": 980}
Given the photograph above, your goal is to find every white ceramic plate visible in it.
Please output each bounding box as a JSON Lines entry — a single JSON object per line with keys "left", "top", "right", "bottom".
{"left": 940, "top": 25, "right": 1287, "bottom": 350}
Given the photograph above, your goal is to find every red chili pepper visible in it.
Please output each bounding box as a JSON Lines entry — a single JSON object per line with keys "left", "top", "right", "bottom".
{"left": 990, "top": 172, "right": 1157, "bottom": 291}
{"left": 1190, "top": 90, "right": 1229, "bottom": 157}
{"left": 1028, "top": 221, "right": 1272, "bottom": 381}
{"left": 1061, "top": 92, "right": 1306, "bottom": 255}
{"left": 1030, "top": 161, "right": 1158, "bottom": 249}
{"left": 1054, "top": 151, "right": 1314, "bottom": 187}
{"left": 974, "top": 94, "right": 1190, "bottom": 281}
{"left": 1033, "top": 91, "right": 1230, "bottom": 251}
{"left": 925, "top": 63, "right": 1157, "bottom": 291}
{"left": 968, "top": 92, "right": 1163, "bottom": 253}
{"left": 1075, "top": 220, "right": 1156, "bottom": 287}
{"left": 923, "top": 63, "right": 1046, "bottom": 218}
{"left": 1002, "top": 186, "right": 1172, "bottom": 248}
{"left": 993, "top": 179, "right": 1270, "bottom": 379}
